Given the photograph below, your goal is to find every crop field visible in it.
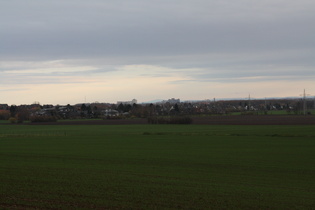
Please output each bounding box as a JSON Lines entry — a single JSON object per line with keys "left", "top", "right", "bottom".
{"left": 1, "top": 124, "right": 315, "bottom": 209}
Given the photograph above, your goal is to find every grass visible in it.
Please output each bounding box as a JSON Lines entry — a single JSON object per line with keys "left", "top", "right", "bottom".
{"left": 0, "top": 124, "right": 315, "bottom": 209}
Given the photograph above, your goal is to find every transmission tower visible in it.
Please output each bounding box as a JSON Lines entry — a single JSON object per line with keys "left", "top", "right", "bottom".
{"left": 300, "top": 89, "right": 310, "bottom": 115}
{"left": 247, "top": 94, "right": 251, "bottom": 111}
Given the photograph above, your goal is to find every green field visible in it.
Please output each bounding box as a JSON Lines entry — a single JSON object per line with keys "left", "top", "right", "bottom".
{"left": 1, "top": 124, "right": 315, "bottom": 209}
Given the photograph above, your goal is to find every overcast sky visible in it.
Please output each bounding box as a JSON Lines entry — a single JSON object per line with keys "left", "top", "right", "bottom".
{"left": 1, "top": 0, "right": 315, "bottom": 105}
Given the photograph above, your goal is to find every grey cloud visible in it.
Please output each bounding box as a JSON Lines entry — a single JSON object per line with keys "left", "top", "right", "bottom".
{"left": 169, "top": 73, "right": 315, "bottom": 85}
{"left": 0, "top": 0, "right": 315, "bottom": 87}
{"left": 189, "top": 67, "right": 315, "bottom": 81}
{"left": 0, "top": 74, "right": 92, "bottom": 85}
{"left": 1, "top": 0, "right": 315, "bottom": 59}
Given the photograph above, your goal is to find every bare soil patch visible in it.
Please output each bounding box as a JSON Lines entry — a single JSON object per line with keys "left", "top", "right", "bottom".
{"left": 26, "top": 115, "right": 315, "bottom": 125}
{"left": 28, "top": 118, "right": 148, "bottom": 125}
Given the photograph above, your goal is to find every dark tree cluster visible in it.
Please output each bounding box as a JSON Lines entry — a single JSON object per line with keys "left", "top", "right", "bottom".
{"left": 0, "top": 97, "right": 313, "bottom": 123}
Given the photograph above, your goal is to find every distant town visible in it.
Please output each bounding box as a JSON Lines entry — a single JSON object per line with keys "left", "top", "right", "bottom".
{"left": 1, "top": 95, "right": 314, "bottom": 123}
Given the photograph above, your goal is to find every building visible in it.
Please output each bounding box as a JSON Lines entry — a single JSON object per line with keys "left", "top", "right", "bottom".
{"left": 117, "top": 99, "right": 137, "bottom": 105}
{"left": 158, "top": 98, "right": 180, "bottom": 104}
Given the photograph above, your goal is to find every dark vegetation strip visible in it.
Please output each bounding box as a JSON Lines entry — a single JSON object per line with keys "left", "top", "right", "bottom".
{"left": 6, "top": 115, "right": 313, "bottom": 125}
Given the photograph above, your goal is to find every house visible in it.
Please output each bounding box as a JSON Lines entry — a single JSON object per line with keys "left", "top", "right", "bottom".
{"left": 102, "top": 109, "right": 119, "bottom": 117}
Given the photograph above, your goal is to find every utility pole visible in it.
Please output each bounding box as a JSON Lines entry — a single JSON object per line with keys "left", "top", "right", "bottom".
{"left": 300, "top": 89, "right": 310, "bottom": 115}
{"left": 303, "top": 89, "right": 306, "bottom": 115}
{"left": 248, "top": 94, "right": 251, "bottom": 111}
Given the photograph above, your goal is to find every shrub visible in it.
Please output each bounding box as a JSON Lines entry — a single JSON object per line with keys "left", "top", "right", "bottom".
{"left": 170, "top": 116, "right": 193, "bottom": 124}
{"left": 103, "top": 115, "right": 122, "bottom": 120}
{"left": 30, "top": 116, "right": 57, "bottom": 123}
{"left": 17, "top": 109, "right": 30, "bottom": 123}
{"left": 0, "top": 110, "right": 10, "bottom": 120}
{"left": 8, "top": 117, "right": 17, "bottom": 124}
